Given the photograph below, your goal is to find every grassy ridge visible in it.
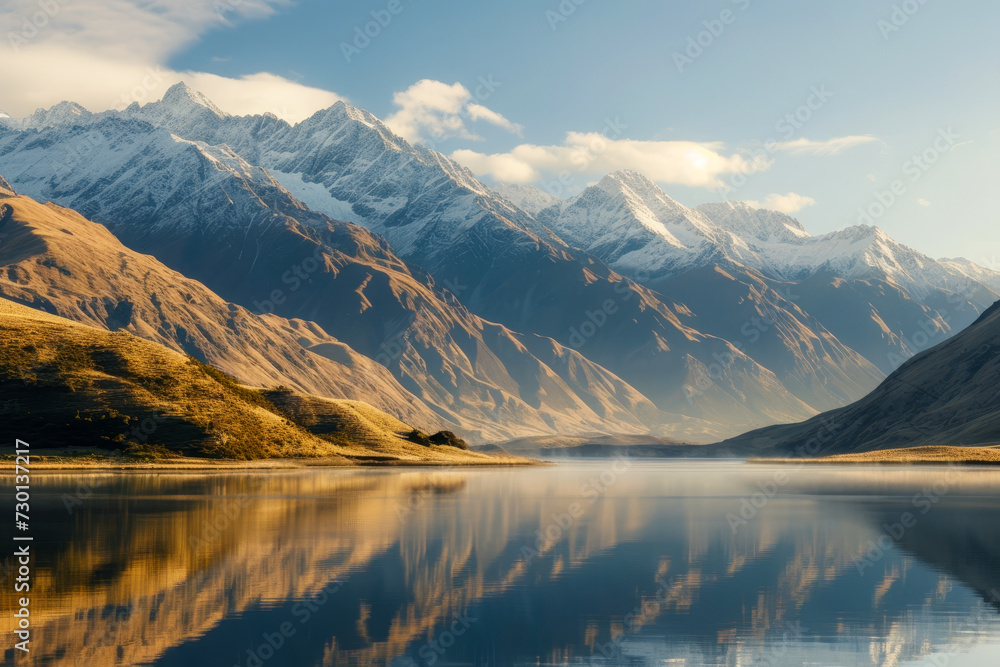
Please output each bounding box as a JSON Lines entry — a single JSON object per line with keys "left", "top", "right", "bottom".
{"left": 0, "top": 301, "right": 490, "bottom": 463}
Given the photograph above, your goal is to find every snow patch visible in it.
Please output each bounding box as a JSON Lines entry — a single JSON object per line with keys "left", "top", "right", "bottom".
{"left": 269, "top": 170, "right": 364, "bottom": 224}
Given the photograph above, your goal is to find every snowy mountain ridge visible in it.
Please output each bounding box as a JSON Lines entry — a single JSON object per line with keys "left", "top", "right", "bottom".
{"left": 531, "top": 169, "right": 997, "bottom": 302}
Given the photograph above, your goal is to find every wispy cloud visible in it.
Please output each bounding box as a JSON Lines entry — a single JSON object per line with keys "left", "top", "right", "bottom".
{"left": 384, "top": 79, "right": 523, "bottom": 143}
{"left": 746, "top": 192, "right": 817, "bottom": 214}
{"left": 772, "top": 135, "right": 880, "bottom": 156}
{"left": 453, "top": 135, "right": 768, "bottom": 189}
{"left": 917, "top": 198, "right": 932, "bottom": 207}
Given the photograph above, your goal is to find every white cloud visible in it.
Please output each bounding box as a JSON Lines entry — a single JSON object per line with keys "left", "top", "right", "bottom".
{"left": 917, "top": 198, "right": 932, "bottom": 207}
{"left": 0, "top": 0, "right": 336, "bottom": 123}
{"left": 384, "top": 79, "right": 523, "bottom": 144}
{"left": 173, "top": 71, "right": 342, "bottom": 122}
{"left": 746, "top": 193, "right": 817, "bottom": 214}
{"left": 774, "top": 135, "right": 880, "bottom": 156}
{"left": 452, "top": 135, "right": 768, "bottom": 190}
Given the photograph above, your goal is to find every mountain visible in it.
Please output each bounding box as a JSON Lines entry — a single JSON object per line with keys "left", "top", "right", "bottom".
{"left": 531, "top": 172, "right": 884, "bottom": 410}
{"left": 938, "top": 257, "right": 1000, "bottom": 294}
{"left": 542, "top": 171, "right": 996, "bottom": 376}
{"left": 0, "top": 186, "right": 441, "bottom": 429}
{"left": 718, "top": 299, "right": 1000, "bottom": 456}
{"left": 0, "top": 93, "right": 829, "bottom": 439}
{"left": 0, "top": 130, "right": 669, "bottom": 442}
{"left": 539, "top": 170, "right": 735, "bottom": 279}
{"left": 0, "top": 297, "right": 496, "bottom": 463}
{"left": 490, "top": 183, "right": 565, "bottom": 216}
{"left": 109, "top": 86, "right": 824, "bottom": 427}
{"left": 0, "top": 101, "right": 91, "bottom": 131}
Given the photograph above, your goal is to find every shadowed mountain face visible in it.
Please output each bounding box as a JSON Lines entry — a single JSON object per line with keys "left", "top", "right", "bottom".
{"left": 0, "top": 178, "right": 662, "bottom": 443}
{"left": 718, "top": 300, "right": 1000, "bottom": 456}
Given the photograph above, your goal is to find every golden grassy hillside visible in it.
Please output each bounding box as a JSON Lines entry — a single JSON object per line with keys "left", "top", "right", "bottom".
{"left": 758, "top": 445, "right": 1000, "bottom": 465}
{"left": 0, "top": 192, "right": 446, "bottom": 431}
{"left": 0, "top": 299, "right": 515, "bottom": 463}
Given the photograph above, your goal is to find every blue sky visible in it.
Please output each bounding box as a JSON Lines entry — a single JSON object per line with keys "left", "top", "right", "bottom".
{"left": 2, "top": 0, "right": 997, "bottom": 264}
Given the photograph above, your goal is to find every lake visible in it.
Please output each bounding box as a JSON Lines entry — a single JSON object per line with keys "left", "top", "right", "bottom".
{"left": 7, "top": 460, "right": 1000, "bottom": 666}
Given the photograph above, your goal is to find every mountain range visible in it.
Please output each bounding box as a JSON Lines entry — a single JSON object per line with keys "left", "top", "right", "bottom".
{"left": 1, "top": 82, "right": 998, "bottom": 445}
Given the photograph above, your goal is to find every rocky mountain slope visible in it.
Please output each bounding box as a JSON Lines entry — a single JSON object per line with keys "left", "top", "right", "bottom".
{"left": 0, "top": 180, "right": 660, "bottom": 442}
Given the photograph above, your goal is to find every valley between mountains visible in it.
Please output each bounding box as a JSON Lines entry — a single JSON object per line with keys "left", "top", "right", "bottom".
{"left": 1, "top": 84, "right": 998, "bottom": 459}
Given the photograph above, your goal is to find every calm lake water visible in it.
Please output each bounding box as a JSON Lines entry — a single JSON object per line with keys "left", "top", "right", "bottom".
{"left": 7, "top": 461, "right": 1000, "bottom": 666}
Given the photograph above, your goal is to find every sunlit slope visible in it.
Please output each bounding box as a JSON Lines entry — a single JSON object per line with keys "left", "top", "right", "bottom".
{"left": 0, "top": 191, "right": 442, "bottom": 430}
{"left": 0, "top": 299, "right": 501, "bottom": 462}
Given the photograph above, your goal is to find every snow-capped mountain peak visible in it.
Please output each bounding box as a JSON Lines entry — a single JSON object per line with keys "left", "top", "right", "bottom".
{"left": 696, "top": 200, "right": 811, "bottom": 245}
{"left": 490, "top": 183, "right": 564, "bottom": 216}
{"left": 296, "top": 99, "right": 409, "bottom": 153}
{"left": 547, "top": 170, "right": 728, "bottom": 274}
{"left": 0, "top": 101, "right": 93, "bottom": 131}
{"left": 159, "top": 82, "right": 228, "bottom": 118}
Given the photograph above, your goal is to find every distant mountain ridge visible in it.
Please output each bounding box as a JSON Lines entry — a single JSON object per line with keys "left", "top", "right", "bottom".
{"left": 0, "top": 85, "right": 831, "bottom": 440}
{"left": 529, "top": 170, "right": 998, "bottom": 375}
{"left": 0, "top": 176, "right": 660, "bottom": 442}
{"left": 2, "top": 84, "right": 996, "bottom": 442}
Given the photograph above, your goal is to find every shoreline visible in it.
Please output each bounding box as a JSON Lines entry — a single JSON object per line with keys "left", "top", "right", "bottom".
{"left": 0, "top": 451, "right": 542, "bottom": 473}
{"left": 748, "top": 445, "right": 1000, "bottom": 466}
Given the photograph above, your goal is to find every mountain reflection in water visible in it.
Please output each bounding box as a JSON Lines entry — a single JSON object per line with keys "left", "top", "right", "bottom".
{"left": 6, "top": 462, "right": 1000, "bottom": 666}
